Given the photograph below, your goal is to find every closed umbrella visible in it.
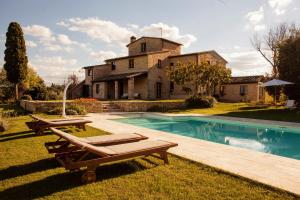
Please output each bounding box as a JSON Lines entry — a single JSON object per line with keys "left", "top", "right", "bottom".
{"left": 262, "top": 79, "right": 294, "bottom": 107}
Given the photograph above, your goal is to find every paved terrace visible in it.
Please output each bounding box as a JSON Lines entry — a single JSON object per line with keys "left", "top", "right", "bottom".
{"left": 83, "top": 113, "right": 300, "bottom": 195}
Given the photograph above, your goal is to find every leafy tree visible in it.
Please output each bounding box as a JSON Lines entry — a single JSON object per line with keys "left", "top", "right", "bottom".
{"left": 278, "top": 33, "right": 300, "bottom": 101}
{"left": 167, "top": 62, "right": 231, "bottom": 97}
{"left": 4, "top": 22, "right": 28, "bottom": 100}
{"left": 0, "top": 68, "right": 14, "bottom": 102}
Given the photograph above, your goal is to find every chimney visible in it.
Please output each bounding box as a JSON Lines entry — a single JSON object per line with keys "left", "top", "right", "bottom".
{"left": 130, "top": 36, "right": 136, "bottom": 43}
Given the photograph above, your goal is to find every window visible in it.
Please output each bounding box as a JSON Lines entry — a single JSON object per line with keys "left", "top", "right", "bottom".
{"left": 129, "top": 59, "right": 134, "bottom": 68}
{"left": 220, "top": 85, "right": 225, "bottom": 96}
{"left": 141, "top": 42, "right": 146, "bottom": 52}
{"left": 207, "top": 60, "right": 211, "bottom": 65}
{"left": 157, "top": 59, "right": 162, "bottom": 68}
{"left": 111, "top": 61, "right": 116, "bottom": 70}
{"left": 170, "top": 81, "right": 174, "bottom": 94}
{"left": 96, "top": 84, "right": 100, "bottom": 94}
{"left": 240, "top": 85, "right": 248, "bottom": 96}
{"left": 170, "top": 62, "right": 174, "bottom": 66}
{"left": 156, "top": 82, "right": 162, "bottom": 98}
{"left": 88, "top": 69, "right": 92, "bottom": 76}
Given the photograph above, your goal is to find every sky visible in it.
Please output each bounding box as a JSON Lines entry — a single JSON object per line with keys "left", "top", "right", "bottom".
{"left": 0, "top": 0, "right": 299, "bottom": 84}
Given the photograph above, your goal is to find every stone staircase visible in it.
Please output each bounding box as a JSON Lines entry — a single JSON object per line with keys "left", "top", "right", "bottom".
{"left": 101, "top": 102, "right": 122, "bottom": 112}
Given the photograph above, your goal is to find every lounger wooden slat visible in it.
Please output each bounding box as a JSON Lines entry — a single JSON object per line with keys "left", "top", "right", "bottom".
{"left": 45, "top": 132, "right": 148, "bottom": 153}
{"left": 50, "top": 127, "right": 178, "bottom": 183}
{"left": 26, "top": 114, "right": 92, "bottom": 135}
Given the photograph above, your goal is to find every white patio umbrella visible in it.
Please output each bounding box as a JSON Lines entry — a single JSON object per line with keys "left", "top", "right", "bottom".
{"left": 262, "top": 79, "right": 294, "bottom": 106}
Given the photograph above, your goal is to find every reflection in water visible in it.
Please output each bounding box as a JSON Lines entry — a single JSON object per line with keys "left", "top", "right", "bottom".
{"left": 115, "top": 116, "right": 300, "bottom": 160}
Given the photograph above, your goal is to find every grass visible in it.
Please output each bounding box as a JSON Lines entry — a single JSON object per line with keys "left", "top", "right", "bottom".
{"left": 169, "top": 102, "right": 300, "bottom": 123}
{"left": 0, "top": 114, "right": 299, "bottom": 200}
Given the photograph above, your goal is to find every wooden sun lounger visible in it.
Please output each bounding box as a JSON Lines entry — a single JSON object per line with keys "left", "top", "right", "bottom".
{"left": 50, "top": 128, "right": 178, "bottom": 183}
{"left": 26, "top": 114, "right": 92, "bottom": 135}
{"left": 45, "top": 132, "right": 148, "bottom": 154}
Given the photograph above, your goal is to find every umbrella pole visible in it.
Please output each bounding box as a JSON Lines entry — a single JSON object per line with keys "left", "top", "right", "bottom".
{"left": 275, "top": 86, "right": 277, "bottom": 109}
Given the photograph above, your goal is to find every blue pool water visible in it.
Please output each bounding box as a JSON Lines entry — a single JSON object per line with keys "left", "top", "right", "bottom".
{"left": 113, "top": 115, "right": 300, "bottom": 160}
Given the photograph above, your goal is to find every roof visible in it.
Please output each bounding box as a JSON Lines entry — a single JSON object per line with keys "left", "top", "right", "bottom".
{"left": 126, "top": 36, "right": 183, "bottom": 47}
{"left": 168, "top": 50, "right": 228, "bottom": 63}
{"left": 228, "top": 75, "right": 264, "bottom": 84}
{"left": 83, "top": 64, "right": 108, "bottom": 69}
{"left": 105, "top": 50, "right": 169, "bottom": 62}
{"left": 93, "top": 71, "right": 147, "bottom": 82}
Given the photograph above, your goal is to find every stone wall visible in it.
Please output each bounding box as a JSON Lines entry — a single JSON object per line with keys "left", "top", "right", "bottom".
{"left": 20, "top": 100, "right": 186, "bottom": 113}
{"left": 20, "top": 100, "right": 102, "bottom": 113}
{"left": 113, "top": 101, "right": 186, "bottom": 112}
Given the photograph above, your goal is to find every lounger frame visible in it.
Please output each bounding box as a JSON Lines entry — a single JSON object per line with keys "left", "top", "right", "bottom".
{"left": 26, "top": 115, "right": 92, "bottom": 134}
{"left": 45, "top": 133, "right": 148, "bottom": 154}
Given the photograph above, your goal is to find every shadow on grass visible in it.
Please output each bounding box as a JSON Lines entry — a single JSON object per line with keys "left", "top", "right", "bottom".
{"left": 0, "top": 161, "right": 149, "bottom": 200}
{"left": 0, "top": 132, "right": 41, "bottom": 142}
{"left": 0, "top": 130, "right": 33, "bottom": 138}
{"left": 217, "top": 108, "right": 300, "bottom": 123}
{"left": 0, "top": 158, "right": 59, "bottom": 181}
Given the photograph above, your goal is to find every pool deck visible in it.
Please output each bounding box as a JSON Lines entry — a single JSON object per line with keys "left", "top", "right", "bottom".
{"left": 84, "top": 112, "right": 300, "bottom": 195}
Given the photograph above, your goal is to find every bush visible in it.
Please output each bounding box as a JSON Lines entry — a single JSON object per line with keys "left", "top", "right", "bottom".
{"left": 68, "top": 104, "right": 87, "bottom": 115}
{"left": 185, "top": 96, "right": 216, "bottom": 108}
{"left": 1, "top": 106, "right": 28, "bottom": 118}
{"left": 47, "top": 105, "right": 86, "bottom": 115}
{"left": 0, "top": 118, "right": 8, "bottom": 132}
{"left": 74, "top": 98, "right": 98, "bottom": 103}
{"left": 66, "top": 109, "right": 78, "bottom": 115}
{"left": 47, "top": 107, "right": 62, "bottom": 115}
{"left": 20, "top": 95, "right": 32, "bottom": 100}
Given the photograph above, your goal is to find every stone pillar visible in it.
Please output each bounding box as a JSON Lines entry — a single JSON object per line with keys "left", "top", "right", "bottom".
{"left": 99, "top": 82, "right": 108, "bottom": 99}
{"left": 128, "top": 77, "right": 134, "bottom": 100}
{"left": 114, "top": 80, "right": 119, "bottom": 99}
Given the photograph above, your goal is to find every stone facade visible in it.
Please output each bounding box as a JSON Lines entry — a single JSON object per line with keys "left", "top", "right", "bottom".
{"left": 81, "top": 36, "right": 229, "bottom": 100}
{"left": 20, "top": 100, "right": 102, "bottom": 113}
{"left": 20, "top": 100, "right": 185, "bottom": 113}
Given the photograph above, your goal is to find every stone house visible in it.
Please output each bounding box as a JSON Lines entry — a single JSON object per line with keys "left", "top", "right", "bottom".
{"left": 216, "top": 75, "right": 272, "bottom": 102}
{"left": 81, "top": 36, "right": 228, "bottom": 100}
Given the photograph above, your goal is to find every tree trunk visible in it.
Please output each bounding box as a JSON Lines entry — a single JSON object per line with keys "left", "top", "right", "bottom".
{"left": 15, "top": 83, "right": 19, "bottom": 100}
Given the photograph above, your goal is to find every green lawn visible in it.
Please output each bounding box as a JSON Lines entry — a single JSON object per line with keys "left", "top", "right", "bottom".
{"left": 169, "top": 102, "right": 300, "bottom": 123}
{"left": 0, "top": 115, "right": 299, "bottom": 199}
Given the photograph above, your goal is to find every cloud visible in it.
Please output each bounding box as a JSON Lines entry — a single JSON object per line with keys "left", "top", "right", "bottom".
{"left": 57, "top": 34, "right": 73, "bottom": 45}
{"left": 245, "top": 6, "right": 266, "bottom": 31}
{"left": 57, "top": 17, "right": 134, "bottom": 45}
{"left": 23, "top": 24, "right": 88, "bottom": 53}
{"left": 58, "top": 18, "right": 197, "bottom": 48}
{"left": 268, "top": 0, "right": 293, "bottom": 15}
{"left": 221, "top": 50, "right": 271, "bottom": 76}
{"left": 140, "top": 22, "right": 197, "bottom": 48}
{"left": 30, "top": 56, "right": 79, "bottom": 83}
{"left": 23, "top": 25, "right": 54, "bottom": 41}
{"left": 90, "top": 50, "right": 117, "bottom": 62}
{"left": 26, "top": 40, "right": 37, "bottom": 48}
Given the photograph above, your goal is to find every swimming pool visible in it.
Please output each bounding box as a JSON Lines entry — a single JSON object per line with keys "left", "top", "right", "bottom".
{"left": 113, "top": 115, "right": 300, "bottom": 160}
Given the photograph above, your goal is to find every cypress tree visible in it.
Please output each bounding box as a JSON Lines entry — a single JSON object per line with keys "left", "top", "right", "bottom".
{"left": 4, "top": 22, "right": 28, "bottom": 100}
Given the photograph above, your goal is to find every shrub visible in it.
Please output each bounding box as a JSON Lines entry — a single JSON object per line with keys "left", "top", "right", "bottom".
{"left": 20, "top": 95, "right": 32, "bottom": 100}
{"left": 66, "top": 109, "right": 78, "bottom": 115}
{"left": 68, "top": 104, "right": 87, "bottom": 115}
{"left": 185, "top": 95, "right": 216, "bottom": 108}
{"left": 74, "top": 98, "right": 97, "bottom": 103}
{"left": 1, "top": 106, "right": 28, "bottom": 118}
{"left": 47, "top": 105, "right": 86, "bottom": 115}
{"left": 0, "top": 118, "right": 9, "bottom": 132}
{"left": 47, "top": 107, "right": 62, "bottom": 115}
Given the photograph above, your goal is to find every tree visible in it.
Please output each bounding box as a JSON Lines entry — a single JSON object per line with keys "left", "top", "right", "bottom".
{"left": 167, "top": 62, "right": 231, "bottom": 97}
{"left": 0, "top": 68, "right": 14, "bottom": 102}
{"left": 4, "top": 22, "right": 28, "bottom": 100}
{"left": 251, "top": 23, "right": 299, "bottom": 77}
{"left": 278, "top": 33, "right": 300, "bottom": 101}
